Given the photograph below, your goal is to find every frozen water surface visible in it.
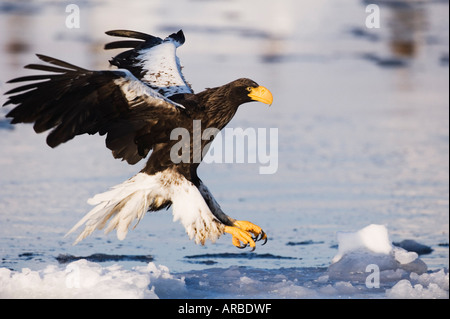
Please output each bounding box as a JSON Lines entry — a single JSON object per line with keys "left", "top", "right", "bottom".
{"left": 0, "top": 0, "right": 448, "bottom": 299}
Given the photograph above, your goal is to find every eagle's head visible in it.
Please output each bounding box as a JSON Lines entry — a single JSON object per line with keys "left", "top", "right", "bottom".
{"left": 228, "top": 78, "right": 273, "bottom": 107}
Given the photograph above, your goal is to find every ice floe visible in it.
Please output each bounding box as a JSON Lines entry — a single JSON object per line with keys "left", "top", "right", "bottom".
{"left": 0, "top": 224, "right": 447, "bottom": 299}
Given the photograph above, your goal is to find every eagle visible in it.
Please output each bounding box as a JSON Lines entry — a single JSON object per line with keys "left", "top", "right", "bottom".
{"left": 3, "top": 30, "right": 273, "bottom": 251}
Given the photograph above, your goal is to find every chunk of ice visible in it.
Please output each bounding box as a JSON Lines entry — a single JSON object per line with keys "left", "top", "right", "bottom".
{"left": 328, "top": 224, "right": 428, "bottom": 282}
{"left": 332, "top": 224, "right": 392, "bottom": 263}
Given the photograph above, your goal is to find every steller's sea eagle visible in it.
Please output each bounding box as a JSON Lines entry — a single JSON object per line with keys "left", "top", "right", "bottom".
{"left": 3, "top": 30, "right": 273, "bottom": 250}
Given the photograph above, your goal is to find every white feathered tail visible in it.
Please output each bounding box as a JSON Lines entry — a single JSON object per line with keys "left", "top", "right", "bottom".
{"left": 66, "top": 171, "right": 225, "bottom": 245}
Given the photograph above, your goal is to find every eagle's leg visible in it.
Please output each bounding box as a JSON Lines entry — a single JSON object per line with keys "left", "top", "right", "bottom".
{"left": 197, "top": 179, "right": 267, "bottom": 250}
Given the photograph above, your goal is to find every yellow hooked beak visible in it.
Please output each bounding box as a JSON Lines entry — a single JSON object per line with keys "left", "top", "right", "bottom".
{"left": 248, "top": 86, "right": 273, "bottom": 106}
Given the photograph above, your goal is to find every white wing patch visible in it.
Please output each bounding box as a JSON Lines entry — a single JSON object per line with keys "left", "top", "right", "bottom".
{"left": 66, "top": 170, "right": 225, "bottom": 245}
{"left": 113, "top": 69, "right": 185, "bottom": 109}
{"left": 138, "top": 39, "right": 193, "bottom": 97}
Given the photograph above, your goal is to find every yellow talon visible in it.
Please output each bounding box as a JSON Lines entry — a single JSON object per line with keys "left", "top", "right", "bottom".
{"left": 225, "top": 226, "right": 256, "bottom": 250}
{"left": 224, "top": 220, "right": 267, "bottom": 251}
{"left": 233, "top": 220, "right": 267, "bottom": 244}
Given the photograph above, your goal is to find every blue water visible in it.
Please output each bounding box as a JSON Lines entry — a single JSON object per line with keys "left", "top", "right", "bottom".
{"left": 0, "top": 0, "right": 448, "bottom": 298}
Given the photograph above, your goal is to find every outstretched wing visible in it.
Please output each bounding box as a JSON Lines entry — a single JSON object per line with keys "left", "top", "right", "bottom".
{"left": 104, "top": 29, "right": 193, "bottom": 98}
{"left": 3, "top": 54, "right": 186, "bottom": 165}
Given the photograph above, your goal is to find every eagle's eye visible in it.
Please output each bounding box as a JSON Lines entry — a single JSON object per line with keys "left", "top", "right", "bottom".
{"left": 246, "top": 87, "right": 252, "bottom": 92}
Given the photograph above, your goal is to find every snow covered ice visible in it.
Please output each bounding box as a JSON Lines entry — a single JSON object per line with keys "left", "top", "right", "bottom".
{"left": 328, "top": 224, "right": 428, "bottom": 281}
{"left": 0, "top": 260, "right": 185, "bottom": 299}
{"left": 0, "top": 224, "right": 447, "bottom": 299}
